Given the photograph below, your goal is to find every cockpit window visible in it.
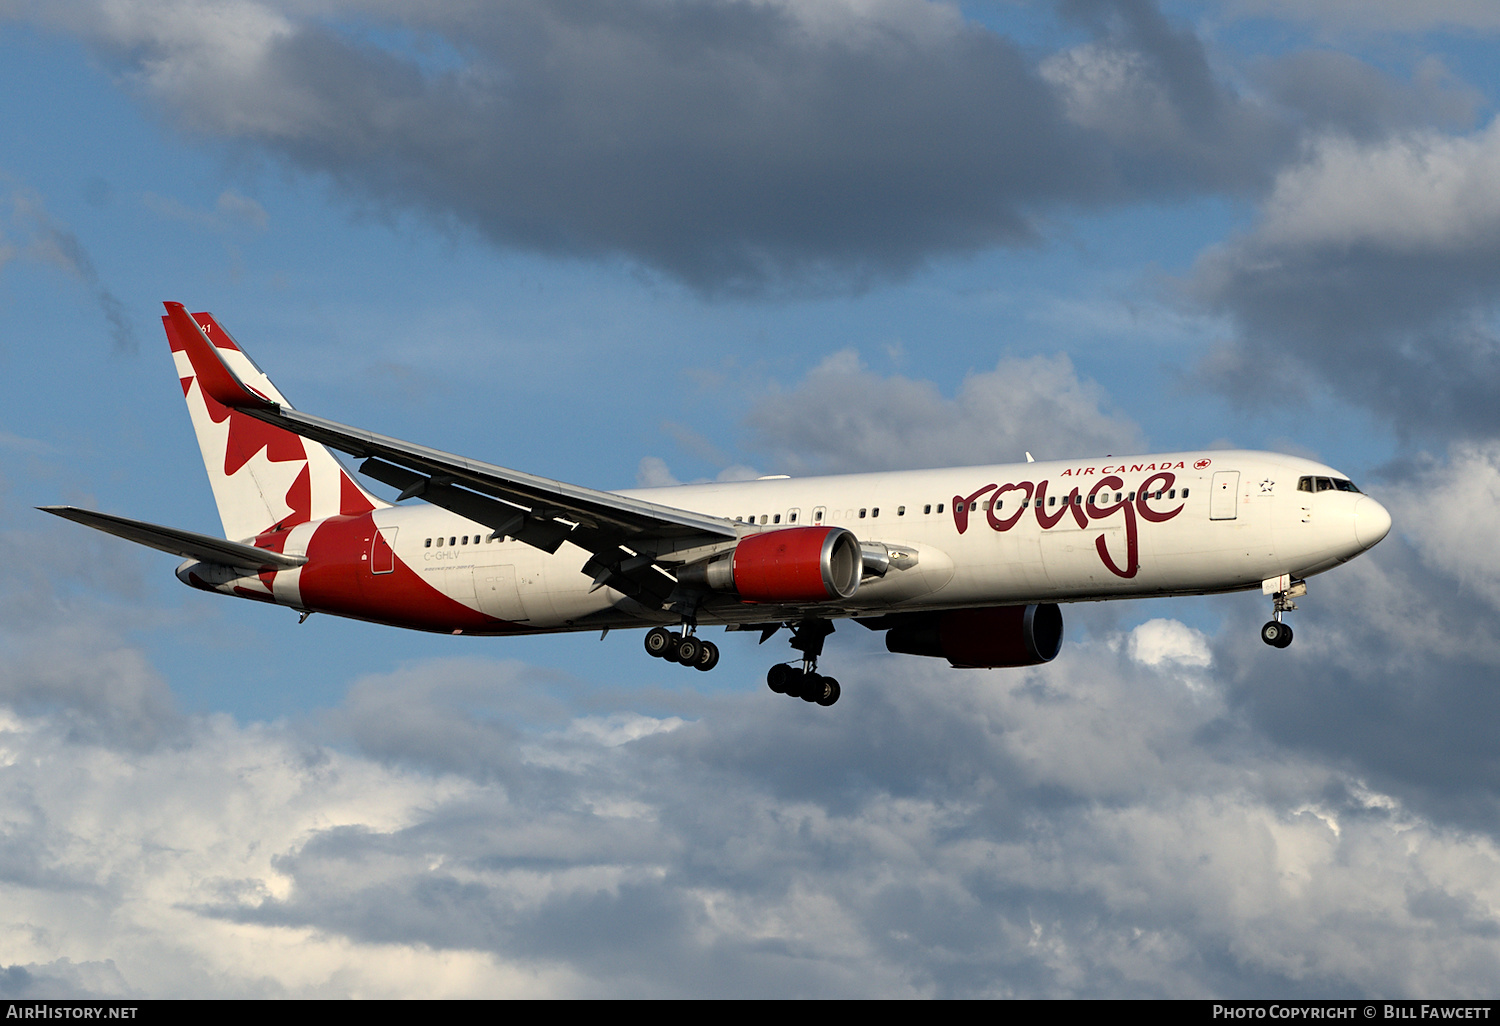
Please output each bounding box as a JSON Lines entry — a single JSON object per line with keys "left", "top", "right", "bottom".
{"left": 1298, "top": 475, "right": 1362, "bottom": 494}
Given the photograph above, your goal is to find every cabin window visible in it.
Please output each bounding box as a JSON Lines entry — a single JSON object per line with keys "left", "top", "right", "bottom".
{"left": 1128, "top": 492, "right": 1135, "bottom": 501}
{"left": 760, "top": 515, "right": 768, "bottom": 525}
{"left": 424, "top": 538, "right": 432, "bottom": 548}
{"left": 923, "top": 504, "right": 931, "bottom": 514}
{"left": 449, "top": 536, "right": 456, "bottom": 546}
{"left": 773, "top": 514, "right": 781, "bottom": 524}
{"left": 937, "top": 503, "right": 945, "bottom": 513}
{"left": 1168, "top": 490, "right": 1176, "bottom": 499}
{"left": 814, "top": 509, "right": 824, "bottom": 522}
{"left": 789, "top": 511, "right": 799, "bottom": 523}
{"left": 872, "top": 508, "right": 880, "bottom": 517}
{"left": 858, "top": 508, "right": 867, "bottom": 519}
{"left": 897, "top": 506, "right": 906, "bottom": 516}
{"left": 1087, "top": 494, "right": 1095, "bottom": 504}
{"left": 1048, "top": 496, "right": 1056, "bottom": 506}
{"left": 1183, "top": 488, "right": 1189, "bottom": 497}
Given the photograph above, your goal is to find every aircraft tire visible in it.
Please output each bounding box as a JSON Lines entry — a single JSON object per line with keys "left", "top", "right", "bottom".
{"left": 694, "top": 640, "right": 720, "bottom": 672}
{"left": 662, "top": 632, "right": 684, "bottom": 663}
{"left": 767, "top": 663, "right": 793, "bottom": 694}
{"left": 816, "top": 677, "right": 841, "bottom": 707}
{"left": 644, "top": 627, "right": 674, "bottom": 658}
{"left": 1261, "top": 621, "right": 1289, "bottom": 647}
{"left": 1274, "top": 624, "right": 1294, "bottom": 648}
{"left": 676, "top": 636, "right": 702, "bottom": 666}
{"left": 800, "top": 674, "right": 825, "bottom": 703}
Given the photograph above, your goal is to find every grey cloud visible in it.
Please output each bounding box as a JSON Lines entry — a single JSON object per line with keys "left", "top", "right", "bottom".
{"left": 4, "top": 190, "right": 135, "bottom": 352}
{"left": 202, "top": 630, "right": 1500, "bottom": 997}
{"left": 1184, "top": 119, "right": 1500, "bottom": 440}
{"left": 41, "top": 0, "right": 1289, "bottom": 293}
{"left": 1257, "top": 51, "right": 1480, "bottom": 141}
{"left": 0, "top": 518, "right": 180, "bottom": 751}
{"left": 743, "top": 349, "right": 1144, "bottom": 475}
{"left": 0, "top": 960, "right": 132, "bottom": 999}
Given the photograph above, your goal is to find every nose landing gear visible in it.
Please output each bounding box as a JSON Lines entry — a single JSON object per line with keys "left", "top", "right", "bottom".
{"left": 765, "top": 618, "right": 841, "bottom": 707}
{"left": 644, "top": 625, "right": 720, "bottom": 671}
{"left": 1260, "top": 575, "right": 1306, "bottom": 649}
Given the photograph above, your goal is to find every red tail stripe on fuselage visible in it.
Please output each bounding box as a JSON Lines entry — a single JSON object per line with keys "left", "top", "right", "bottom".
{"left": 296, "top": 513, "right": 518, "bottom": 634}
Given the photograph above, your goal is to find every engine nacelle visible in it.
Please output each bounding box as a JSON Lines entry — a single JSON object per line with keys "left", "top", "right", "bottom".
{"left": 681, "top": 526, "right": 863, "bottom": 603}
{"left": 885, "top": 604, "right": 1064, "bottom": 668}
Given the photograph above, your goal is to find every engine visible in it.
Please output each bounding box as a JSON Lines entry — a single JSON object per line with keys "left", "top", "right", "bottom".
{"left": 679, "top": 526, "right": 863, "bottom": 603}
{"left": 884, "top": 604, "right": 1064, "bottom": 668}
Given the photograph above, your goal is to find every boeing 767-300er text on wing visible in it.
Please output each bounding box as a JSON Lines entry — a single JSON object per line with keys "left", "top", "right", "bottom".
{"left": 42, "top": 303, "right": 1393, "bottom": 707}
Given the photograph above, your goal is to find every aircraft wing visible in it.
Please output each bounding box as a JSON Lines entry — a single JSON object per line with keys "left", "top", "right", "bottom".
{"left": 39, "top": 505, "right": 308, "bottom": 571}
{"left": 164, "top": 303, "right": 738, "bottom": 601}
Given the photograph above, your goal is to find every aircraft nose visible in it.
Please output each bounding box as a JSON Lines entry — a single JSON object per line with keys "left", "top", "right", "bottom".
{"left": 1353, "top": 496, "right": 1392, "bottom": 550}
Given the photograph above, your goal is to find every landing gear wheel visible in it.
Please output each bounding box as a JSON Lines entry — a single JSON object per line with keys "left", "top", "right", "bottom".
{"left": 644, "top": 627, "right": 673, "bottom": 658}
{"left": 675, "top": 635, "right": 702, "bottom": 666}
{"left": 694, "top": 640, "right": 720, "bottom": 672}
{"left": 1261, "top": 621, "right": 1292, "bottom": 648}
{"left": 815, "top": 677, "right": 841, "bottom": 707}
{"left": 800, "top": 674, "right": 826, "bottom": 703}
{"left": 767, "top": 664, "right": 794, "bottom": 694}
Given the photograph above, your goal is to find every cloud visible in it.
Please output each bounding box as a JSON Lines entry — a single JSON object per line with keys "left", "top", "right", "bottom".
{"left": 1184, "top": 117, "right": 1500, "bottom": 440}
{"left": 2, "top": 189, "right": 135, "bottom": 352}
{"left": 743, "top": 349, "right": 1144, "bottom": 474}
{"left": 1255, "top": 52, "right": 1480, "bottom": 142}
{"left": 2, "top": 616, "right": 1498, "bottom": 997}
{"left": 20, "top": 0, "right": 1288, "bottom": 292}
{"left": 1230, "top": 0, "right": 1500, "bottom": 33}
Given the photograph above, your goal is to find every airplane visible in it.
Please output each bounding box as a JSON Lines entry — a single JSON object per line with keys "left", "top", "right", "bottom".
{"left": 42, "top": 303, "right": 1393, "bottom": 708}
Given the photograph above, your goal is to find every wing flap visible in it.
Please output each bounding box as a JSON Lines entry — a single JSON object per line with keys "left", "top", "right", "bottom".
{"left": 39, "top": 506, "right": 308, "bottom": 571}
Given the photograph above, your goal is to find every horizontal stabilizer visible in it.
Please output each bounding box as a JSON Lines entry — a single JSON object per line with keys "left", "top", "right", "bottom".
{"left": 38, "top": 506, "right": 308, "bottom": 571}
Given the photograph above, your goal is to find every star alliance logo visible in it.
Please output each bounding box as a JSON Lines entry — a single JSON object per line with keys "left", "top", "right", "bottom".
{"left": 1260, "top": 478, "right": 1275, "bottom": 493}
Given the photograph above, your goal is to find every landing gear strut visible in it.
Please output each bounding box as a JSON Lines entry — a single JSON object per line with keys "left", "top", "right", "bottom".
{"left": 644, "top": 624, "right": 720, "bottom": 671}
{"left": 765, "top": 618, "right": 841, "bottom": 707}
{"left": 1260, "top": 576, "right": 1306, "bottom": 649}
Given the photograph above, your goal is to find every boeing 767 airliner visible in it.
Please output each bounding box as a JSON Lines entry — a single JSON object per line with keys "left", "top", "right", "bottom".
{"left": 43, "top": 303, "right": 1392, "bottom": 707}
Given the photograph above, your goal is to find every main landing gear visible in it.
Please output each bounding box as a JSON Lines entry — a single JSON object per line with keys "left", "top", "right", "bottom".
{"left": 1261, "top": 576, "right": 1306, "bottom": 649}
{"left": 644, "top": 625, "right": 720, "bottom": 671}
{"left": 765, "top": 618, "right": 840, "bottom": 707}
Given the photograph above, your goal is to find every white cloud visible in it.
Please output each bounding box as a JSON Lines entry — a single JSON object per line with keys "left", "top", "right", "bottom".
{"left": 1127, "top": 618, "right": 1213, "bottom": 669}
{"left": 1386, "top": 443, "right": 1500, "bottom": 612}
{"left": 1253, "top": 119, "right": 1500, "bottom": 254}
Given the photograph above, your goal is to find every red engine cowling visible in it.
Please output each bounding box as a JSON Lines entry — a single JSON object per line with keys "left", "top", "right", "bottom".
{"left": 729, "top": 526, "right": 862, "bottom": 603}
{"left": 884, "top": 604, "right": 1064, "bottom": 667}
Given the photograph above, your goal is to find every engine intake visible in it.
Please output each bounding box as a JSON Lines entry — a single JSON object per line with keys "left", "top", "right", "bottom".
{"left": 681, "top": 526, "right": 862, "bottom": 603}
{"left": 885, "top": 604, "right": 1064, "bottom": 668}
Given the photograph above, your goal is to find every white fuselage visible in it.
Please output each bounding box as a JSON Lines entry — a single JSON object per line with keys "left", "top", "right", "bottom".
{"left": 216, "top": 449, "right": 1387, "bottom": 635}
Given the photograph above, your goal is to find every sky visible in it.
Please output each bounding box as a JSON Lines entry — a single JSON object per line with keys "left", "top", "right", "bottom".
{"left": 1, "top": 0, "right": 1499, "bottom": 998}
